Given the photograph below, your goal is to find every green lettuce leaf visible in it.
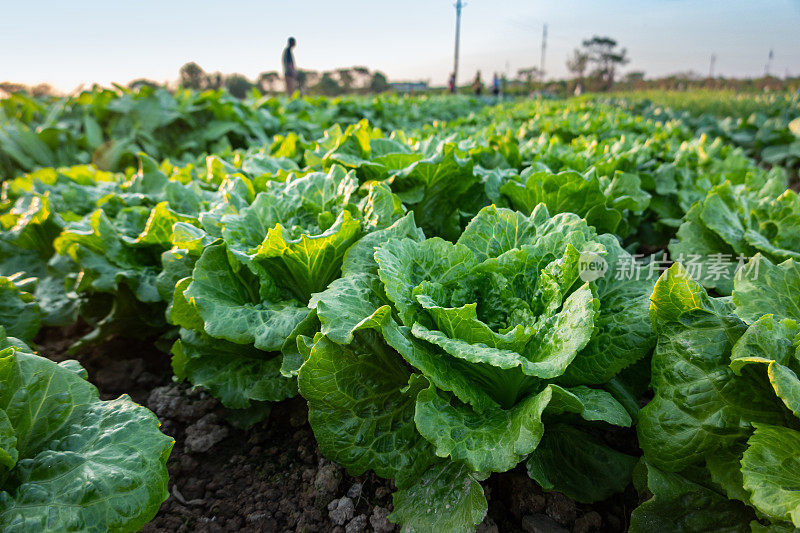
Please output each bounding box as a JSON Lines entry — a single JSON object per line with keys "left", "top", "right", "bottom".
{"left": 526, "top": 424, "right": 637, "bottom": 503}
{"left": 298, "top": 334, "right": 435, "bottom": 488}
{"left": 638, "top": 264, "right": 785, "bottom": 472}
{"left": 630, "top": 461, "right": 755, "bottom": 533}
{"left": 741, "top": 424, "right": 800, "bottom": 528}
{"left": 414, "top": 382, "right": 630, "bottom": 473}
{"left": 0, "top": 275, "right": 41, "bottom": 343}
{"left": 390, "top": 143, "right": 479, "bottom": 240}
{"left": 0, "top": 330, "right": 173, "bottom": 532}
{"left": 733, "top": 256, "right": 800, "bottom": 324}
{"left": 171, "top": 328, "right": 297, "bottom": 410}
{"left": 388, "top": 461, "right": 488, "bottom": 533}
{"left": 184, "top": 244, "right": 308, "bottom": 351}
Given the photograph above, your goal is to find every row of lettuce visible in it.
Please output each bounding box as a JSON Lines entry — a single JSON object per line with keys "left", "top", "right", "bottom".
{"left": 1, "top": 95, "right": 799, "bottom": 531}
{"left": 0, "top": 86, "right": 486, "bottom": 179}
{"left": 604, "top": 91, "right": 800, "bottom": 170}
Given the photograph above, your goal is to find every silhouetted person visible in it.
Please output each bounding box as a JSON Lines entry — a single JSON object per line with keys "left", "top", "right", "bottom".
{"left": 283, "top": 37, "right": 297, "bottom": 96}
{"left": 472, "top": 71, "right": 483, "bottom": 96}
{"left": 448, "top": 73, "right": 456, "bottom": 94}
{"left": 492, "top": 73, "right": 500, "bottom": 97}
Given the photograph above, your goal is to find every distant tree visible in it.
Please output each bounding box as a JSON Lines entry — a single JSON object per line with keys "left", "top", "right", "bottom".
{"left": 224, "top": 74, "right": 252, "bottom": 98}
{"left": 517, "top": 67, "right": 543, "bottom": 92}
{"left": 352, "top": 66, "right": 371, "bottom": 91}
{"left": 0, "top": 82, "right": 27, "bottom": 94}
{"left": 296, "top": 70, "right": 319, "bottom": 92}
{"left": 580, "top": 36, "right": 629, "bottom": 90}
{"left": 566, "top": 50, "right": 589, "bottom": 81}
{"left": 336, "top": 68, "right": 355, "bottom": 92}
{"left": 623, "top": 71, "right": 645, "bottom": 82}
{"left": 317, "top": 72, "right": 342, "bottom": 95}
{"left": 369, "top": 71, "right": 389, "bottom": 93}
{"left": 128, "top": 79, "right": 161, "bottom": 91}
{"left": 30, "top": 84, "right": 55, "bottom": 97}
{"left": 618, "top": 71, "right": 646, "bottom": 91}
{"left": 206, "top": 72, "right": 223, "bottom": 90}
{"left": 257, "top": 71, "right": 281, "bottom": 94}
{"left": 179, "top": 62, "right": 206, "bottom": 90}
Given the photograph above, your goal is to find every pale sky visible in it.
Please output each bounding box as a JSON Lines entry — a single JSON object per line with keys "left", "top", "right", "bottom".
{"left": 1, "top": 0, "right": 799, "bottom": 92}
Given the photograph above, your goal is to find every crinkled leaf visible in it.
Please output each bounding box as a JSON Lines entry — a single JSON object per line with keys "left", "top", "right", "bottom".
{"left": 730, "top": 314, "right": 800, "bottom": 417}
{"left": 639, "top": 264, "right": 785, "bottom": 472}
{"left": 389, "top": 461, "right": 487, "bottom": 533}
{"left": 185, "top": 244, "right": 308, "bottom": 351}
{"left": 733, "top": 256, "right": 800, "bottom": 324}
{"left": 741, "top": 424, "right": 800, "bottom": 528}
{"left": 0, "top": 339, "right": 173, "bottom": 533}
{"left": 171, "top": 328, "right": 297, "bottom": 410}
{"left": 414, "top": 383, "right": 630, "bottom": 473}
{"left": 0, "top": 275, "right": 40, "bottom": 343}
{"left": 298, "top": 334, "right": 435, "bottom": 488}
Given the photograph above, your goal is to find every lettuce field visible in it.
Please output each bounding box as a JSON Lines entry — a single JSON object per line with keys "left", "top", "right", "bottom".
{"left": 1, "top": 86, "right": 800, "bottom": 532}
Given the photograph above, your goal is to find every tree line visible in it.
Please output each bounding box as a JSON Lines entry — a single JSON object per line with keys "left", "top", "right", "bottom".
{"left": 177, "top": 62, "right": 389, "bottom": 98}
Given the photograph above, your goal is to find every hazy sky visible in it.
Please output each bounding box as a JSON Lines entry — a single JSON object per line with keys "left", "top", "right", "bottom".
{"left": 2, "top": 0, "right": 799, "bottom": 92}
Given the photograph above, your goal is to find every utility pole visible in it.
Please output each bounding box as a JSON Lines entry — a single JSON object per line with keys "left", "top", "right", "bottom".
{"left": 765, "top": 49, "right": 774, "bottom": 77}
{"left": 540, "top": 24, "right": 548, "bottom": 80}
{"left": 709, "top": 54, "right": 716, "bottom": 79}
{"left": 453, "top": 0, "right": 465, "bottom": 88}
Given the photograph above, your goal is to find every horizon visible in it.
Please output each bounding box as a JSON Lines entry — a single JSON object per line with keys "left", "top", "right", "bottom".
{"left": 2, "top": 0, "right": 799, "bottom": 93}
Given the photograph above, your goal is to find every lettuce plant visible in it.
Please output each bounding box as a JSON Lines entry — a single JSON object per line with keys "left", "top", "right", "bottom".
{"left": 0, "top": 328, "right": 173, "bottom": 532}
{"left": 491, "top": 167, "right": 650, "bottom": 236}
{"left": 634, "top": 257, "right": 800, "bottom": 531}
{"left": 669, "top": 175, "right": 797, "bottom": 294}
{"left": 168, "top": 164, "right": 406, "bottom": 414}
{"left": 298, "top": 204, "right": 655, "bottom": 531}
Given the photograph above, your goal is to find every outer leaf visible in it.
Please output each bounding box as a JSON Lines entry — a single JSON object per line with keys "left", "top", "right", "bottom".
{"left": 730, "top": 314, "right": 800, "bottom": 417}
{"left": 388, "top": 461, "right": 487, "bottom": 533}
{"left": 741, "top": 424, "right": 800, "bottom": 527}
{"left": 340, "top": 213, "right": 424, "bottom": 276}
{"left": 184, "top": 244, "right": 308, "bottom": 351}
{"left": 298, "top": 334, "right": 434, "bottom": 488}
{"left": 310, "top": 272, "right": 389, "bottom": 345}
{"left": 0, "top": 340, "right": 173, "bottom": 533}
{"left": 639, "top": 264, "right": 785, "bottom": 472}
{"left": 0, "top": 276, "right": 41, "bottom": 343}
{"left": 630, "top": 461, "right": 754, "bottom": 533}
{"left": 171, "top": 328, "right": 297, "bottom": 410}
{"left": 526, "top": 424, "right": 637, "bottom": 503}
{"left": 559, "top": 236, "right": 656, "bottom": 385}
{"left": 733, "top": 256, "right": 800, "bottom": 324}
{"left": 414, "top": 383, "right": 630, "bottom": 473}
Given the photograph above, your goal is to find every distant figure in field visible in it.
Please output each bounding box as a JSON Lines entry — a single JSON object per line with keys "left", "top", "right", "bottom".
{"left": 283, "top": 37, "right": 297, "bottom": 96}
{"left": 448, "top": 73, "right": 456, "bottom": 94}
{"left": 472, "top": 71, "right": 482, "bottom": 96}
{"left": 491, "top": 73, "right": 501, "bottom": 97}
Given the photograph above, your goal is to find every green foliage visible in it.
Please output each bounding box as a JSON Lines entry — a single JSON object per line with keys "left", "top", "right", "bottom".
{"left": 0, "top": 328, "right": 173, "bottom": 532}
{"left": 300, "top": 204, "right": 649, "bottom": 530}
{"left": 3, "top": 88, "right": 800, "bottom": 532}
{"left": 638, "top": 261, "right": 800, "bottom": 530}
